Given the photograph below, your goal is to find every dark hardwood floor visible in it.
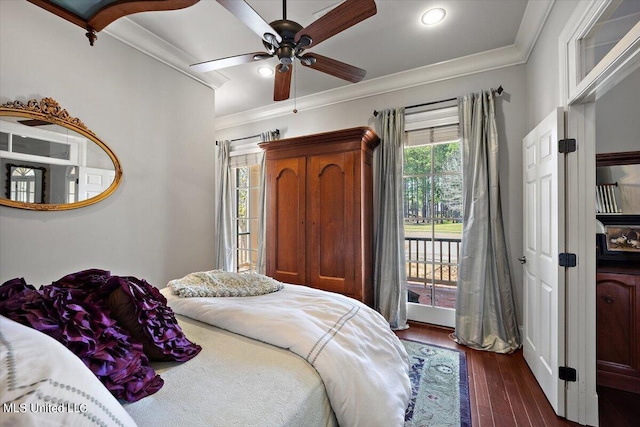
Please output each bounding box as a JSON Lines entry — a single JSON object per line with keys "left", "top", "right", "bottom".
{"left": 395, "top": 321, "right": 640, "bottom": 427}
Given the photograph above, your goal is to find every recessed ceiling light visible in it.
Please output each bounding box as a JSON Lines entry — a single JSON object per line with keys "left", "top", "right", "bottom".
{"left": 257, "top": 66, "right": 274, "bottom": 77}
{"left": 421, "top": 8, "right": 446, "bottom": 25}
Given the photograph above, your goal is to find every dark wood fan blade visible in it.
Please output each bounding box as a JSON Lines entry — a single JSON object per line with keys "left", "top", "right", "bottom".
{"left": 274, "top": 64, "right": 292, "bottom": 101}
{"left": 300, "top": 53, "right": 366, "bottom": 83}
{"left": 191, "top": 52, "right": 271, "bottom": 73}
{"left": 294, "top": 0, "right": 376, "bottom": 48}
{"left": 216, "top": 0, "right": 281, "bottom": 44}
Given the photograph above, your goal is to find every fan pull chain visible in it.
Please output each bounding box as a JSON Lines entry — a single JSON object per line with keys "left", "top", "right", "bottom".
{"left": 293, "top": 62, "right": 298, "bottom": 114}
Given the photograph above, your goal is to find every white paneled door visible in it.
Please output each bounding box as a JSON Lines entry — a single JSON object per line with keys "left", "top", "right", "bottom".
{"left": 522, "top": 108, "right": 566, "bottom": 416}
{"left": 78, "top": 167, "right": 115, "bottom": 201}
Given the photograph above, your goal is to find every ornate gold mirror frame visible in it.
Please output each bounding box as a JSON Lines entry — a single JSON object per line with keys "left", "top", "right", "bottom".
{"left": 0, "top": 97, "right": 122, "bottom": 211}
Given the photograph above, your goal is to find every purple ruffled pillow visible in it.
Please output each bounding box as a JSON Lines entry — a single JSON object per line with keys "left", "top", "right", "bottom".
{"left": 0, "top": 277, "right": 35, "bottom": 300}
{"left": 50, "top": 269, "right": 201, "bottom": 362}
{"left": 0, "top": 277, "right": 163, "bottom": 402}
{"left": 106, "top": 276, "right": 202, "bottom": 362}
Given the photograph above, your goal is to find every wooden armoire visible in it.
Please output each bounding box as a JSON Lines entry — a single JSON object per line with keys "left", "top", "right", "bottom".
{"left": 259, "top": 127, "right": 380, "bottom": 306}
{"left": 596, "top": 266, "right": 640, "bottom": 393}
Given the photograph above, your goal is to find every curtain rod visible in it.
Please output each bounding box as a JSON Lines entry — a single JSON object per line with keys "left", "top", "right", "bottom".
{"left": 216, "top": 129, "right": 280, "bottom": 145}
{"left": 372, "top": 85, "right": 504, "bottom": 117}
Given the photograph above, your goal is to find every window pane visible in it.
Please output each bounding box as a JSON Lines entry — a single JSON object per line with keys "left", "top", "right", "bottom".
{"left": 237, "top": 189, "right": 248, "bottom": 218}
{"left": 237, "top": 219, "right": 249, "bottom": 234}
{"left": 249, "top": 249, "right": 258, "bottom": 272}
{"left": 434, "top": 175, "right": 463, "bottom": 221}
{"left": 433, "top": 141, "right": 461, "bottom": 173}
{"left": 404, "top": 232, "right": 434, "bottom": 261}
{"left": 249, "top": 187, "right": 260, "bottom": 217}
{"left": 250, "top": 163, "right": 261, "bottom": 184}
{"left": 237, "top": 233, "right": 250, "bottom": 251}
{"left": 236, "top": 167, "right": 248, "bottom": 188}
{"left": 249, "top": 217, "right": 259, "bottom": 244}
{"left": 403, "top": 176, "right": 431, "bottom": 221}
{"left": 0, "top": 132, "right": 8, "bottom": 151}
{"left": 12, "top": 136, "right": 70, "bottom": 160}
{"left": 234, "top": 163, "right": 262, "bottom": 273}
{"left": 404, "top": 145, "right": 431, "bottom": 175}
{"left": 579, "top": 0, "right": 640, "bottom": 79}
{"left": 237, "top": 249, "right": 252, "bottom": 272}
{"left": 404, "top": 126, "right": 462, "bottom": 311}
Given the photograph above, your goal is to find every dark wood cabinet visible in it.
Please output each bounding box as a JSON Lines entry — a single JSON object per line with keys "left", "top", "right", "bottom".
{"left": 596, "top": 267, "right": 640, "bottom": 393}
{"left": 260, "top": 127, "right": 379, "bottom": 306}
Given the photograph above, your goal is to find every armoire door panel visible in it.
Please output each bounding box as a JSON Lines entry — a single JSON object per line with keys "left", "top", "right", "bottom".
{"left": 597, "top": 278, "right": 634, "bottom": 368}
{"left": 266, "top": 157, "right": 306, "bottom": 284}
{"left": 318, "top": 164, "right": 346, "bottom": 278}
{"left": 308, "top": 151, "right": 356, "bottom": 295}
{"left": 596, "top": 273, "right": 640, "bottom": 377}
{"left": 596, "top": 271, "right": 640, "bottom": 391}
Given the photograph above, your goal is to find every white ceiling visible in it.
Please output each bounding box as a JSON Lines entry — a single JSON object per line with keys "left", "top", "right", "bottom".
{"left": 105, "top": 0, "right": 543, "bottom": 120}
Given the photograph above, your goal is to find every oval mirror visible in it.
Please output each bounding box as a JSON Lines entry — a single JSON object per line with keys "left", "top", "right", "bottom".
{"left": 0, "top": 98, "right": 122, "bottom": 210}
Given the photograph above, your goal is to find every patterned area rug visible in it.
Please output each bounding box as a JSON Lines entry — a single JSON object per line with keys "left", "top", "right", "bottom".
{"left": 403, "top": 339, "right": 471, "bottom": 427}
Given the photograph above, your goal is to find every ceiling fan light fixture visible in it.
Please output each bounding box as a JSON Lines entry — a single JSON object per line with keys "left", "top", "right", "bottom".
{"left": 257, "top": 66, "right": 274, "bottom": 77}
{"left": 421, "top": 8, "right": 446, "bottom": 25}
{"left": 264, "top": 33, "right": 280, "bottom": 48}
{"left": 299, "top": 56, "right": 316, "bottom": 66}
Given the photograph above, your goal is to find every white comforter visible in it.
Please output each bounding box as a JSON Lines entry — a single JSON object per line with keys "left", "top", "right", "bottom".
{"left": 161, "top": 285, "right": 411, "bottom": 427}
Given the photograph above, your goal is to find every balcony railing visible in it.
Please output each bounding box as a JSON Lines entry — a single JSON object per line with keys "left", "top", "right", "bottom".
{"left": 405, "top": 236, "right": 461, "bottom": 307}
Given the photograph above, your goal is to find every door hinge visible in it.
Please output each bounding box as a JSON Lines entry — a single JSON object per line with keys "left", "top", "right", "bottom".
{"left": 558, "top": 138, "right": 576, "bottom": 153}
{"left": 559, "top": 366, "right": 577, "bottom": 382}
{"left": 559, "top": 252, "right": 577, "bottom": 267}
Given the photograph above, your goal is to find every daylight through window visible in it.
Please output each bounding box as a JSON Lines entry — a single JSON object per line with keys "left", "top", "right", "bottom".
{"left": 233, "top": 163, "right": 261, "bottom": 273}
{"left": 403, "top": 120, "right": 462, "bottom": 309}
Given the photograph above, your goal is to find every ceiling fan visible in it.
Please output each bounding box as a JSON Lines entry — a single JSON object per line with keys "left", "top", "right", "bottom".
{"left": 191, "top": 0, "right": 377, "bottom": 101}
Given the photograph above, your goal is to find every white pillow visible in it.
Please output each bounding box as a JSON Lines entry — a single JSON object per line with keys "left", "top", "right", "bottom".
{"left": 0, "top": 315, "right": 137, "bottom": 427}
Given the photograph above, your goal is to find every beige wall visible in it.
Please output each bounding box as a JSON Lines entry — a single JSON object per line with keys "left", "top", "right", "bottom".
{"left": 525, "top": 0, "right": 581, "bottom": 129}
{"left": 0, "top": 1, "right": 217, "bottom": 287}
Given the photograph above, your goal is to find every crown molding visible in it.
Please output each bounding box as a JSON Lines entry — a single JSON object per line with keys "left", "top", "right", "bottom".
{"left": 100, "top": 0, "right": 556, "bottom": 128}
{"left": 214, "top": 0, "right": 556, "bottom": 129}
{"left": 103, "top": 17, "right": 227, "bottom": 89}
{"left": 514, "top": 0, "right": 555, "bottom": 63}
{"left": 215, "top": 44, "right": 524, "bottom": 129}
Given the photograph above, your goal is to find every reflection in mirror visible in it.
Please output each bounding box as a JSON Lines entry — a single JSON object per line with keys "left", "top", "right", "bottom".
{"left": 0, "top": 98, "right": 122, "bottom": 210}
{"left": 596, "top": 163, "right": 640, "bottom": 214}
{"left": 595, "top": 151, "right": 640, "bottom": 215}
{"left": 6, "top": 164, "right": 45, "bottom": 203}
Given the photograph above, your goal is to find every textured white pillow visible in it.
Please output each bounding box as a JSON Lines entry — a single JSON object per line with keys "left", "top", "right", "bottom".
{"left": 0, "top": 315, "right": 137, "bottom": 427}
{"left": 168, "top": 270, "right": 284, "bottom": 297}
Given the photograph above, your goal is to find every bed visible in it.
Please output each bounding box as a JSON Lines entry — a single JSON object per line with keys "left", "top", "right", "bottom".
{"left": 124, "top": 315, "right": 336, "bottom": 426}
{"left": 0, "top": 270, "right": 411, "bottom": 427}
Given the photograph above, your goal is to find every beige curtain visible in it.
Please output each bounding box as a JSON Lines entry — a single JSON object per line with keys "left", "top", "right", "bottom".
{"left": 257, "top": 130, "right": 279, "bottom": 274}
{"left": 453, "top": 89, "right": 521, "bottom": 353}
{"left": 374, "top": 108, "right": 408, "bottom": 330}
{"left": 214, "top": 140, "right": 234, "bottom": 271}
